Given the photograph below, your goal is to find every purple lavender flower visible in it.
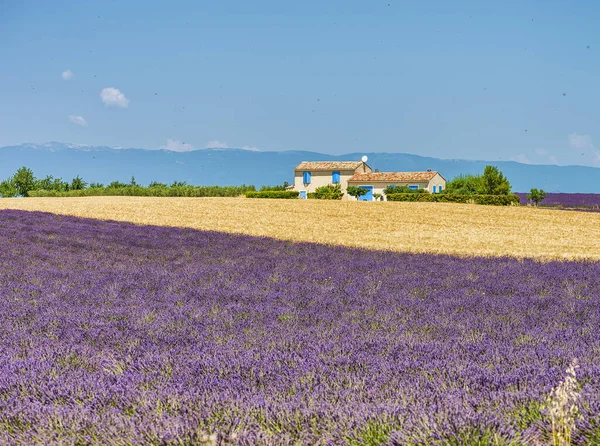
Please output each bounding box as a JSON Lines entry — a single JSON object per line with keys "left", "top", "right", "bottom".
{"left": 0, "top": 209, "right": 599, "bottom": 444}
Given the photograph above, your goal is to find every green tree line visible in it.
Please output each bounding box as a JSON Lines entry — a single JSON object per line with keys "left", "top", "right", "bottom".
{"left": 0, "top": 167, "right": 257, "bottom": 198}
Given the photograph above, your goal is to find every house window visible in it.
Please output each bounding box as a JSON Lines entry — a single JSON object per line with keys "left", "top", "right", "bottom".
{"left": 439, "top": 185, "right": 443, "bottom": 192}
{"left": 332, "top": 171, "right": 340, "bottom": 184}
{"left": 408, "top": 185, "right": 419, "bottom": 190}
{"left": 432, "top": 185, "right": 437, "bottom": 193}
{"left": 303, "top": 171, "right": 311, "bottom": 184}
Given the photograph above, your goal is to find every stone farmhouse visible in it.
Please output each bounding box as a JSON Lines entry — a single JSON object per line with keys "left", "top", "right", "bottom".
{"left": 293, "top": 160, "right": 446, "bottom": 200}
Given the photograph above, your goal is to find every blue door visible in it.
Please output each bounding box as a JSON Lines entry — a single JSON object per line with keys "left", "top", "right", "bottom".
{"left": 359, "top": 186, "right": 373, "bottom": 201}
{"left": 299, "top": 191, "right": 307, "bottom": 199}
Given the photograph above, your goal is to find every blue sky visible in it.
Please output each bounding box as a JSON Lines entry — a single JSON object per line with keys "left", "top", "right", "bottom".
{"left": 1, "top": 0, "right": 599, "bottom": 166}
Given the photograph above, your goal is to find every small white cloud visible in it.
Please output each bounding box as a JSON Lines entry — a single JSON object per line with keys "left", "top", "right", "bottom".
{"left": 569, "top": 133, "right": 594, "bottom": 150}
{"left": 205, "top": 140, "right": 229, "bottom": 149}
{"left": 100, "top": 87, "right": 129, "bottom": 108}
{"left": 62, "top": 69, "right": 73, "bottom": 80}
{"left": 68, "top": 115, "right": 87, "bottom": 126}
{"left": 512, "top": 154, "right": 531, "bottom": 164}
{"left": 241, "top": 145, "right": 260, "bottom": 152}
{"left": 532, "top": 148, "right": 559, "bottom": 165}
{"left": 162, "top": 139, "right": 195, "bottom": 152}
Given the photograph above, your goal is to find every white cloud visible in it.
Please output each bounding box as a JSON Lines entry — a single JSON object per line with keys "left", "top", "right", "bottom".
{"left": 205, "top": 140, "right": 229, "bottom": 149}
{"left": 512, "top": 154, "right": 531, "bottom": 164}
{"left": 68, "top": 115, "right": 87, "bottom": 126}
{"left": 242, "top": 145, "right": 260, "bottom": 152}
{"left": 62, "top": 69, "right": 73, "bottom": 80}
{"left": 533, "top": 148, "right": 559, "bottom": 165}
{"left": 162, "top": 139, "right": 195, "bottom": 152}
{"left": 568, "top": 133, "right": 600, "bottom": 166}
{"left": 100, "top": 87, "right": 129, "bottom": 108}
{"left": 569, "top": 133, "right": 594, "bottom": 150}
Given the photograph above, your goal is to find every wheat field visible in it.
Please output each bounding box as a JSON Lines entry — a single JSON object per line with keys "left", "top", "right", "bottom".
{"left": 1, "top": 196, "right": 599, "bottom": 260}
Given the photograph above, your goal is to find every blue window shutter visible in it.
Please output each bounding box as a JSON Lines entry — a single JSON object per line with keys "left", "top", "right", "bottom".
{"left": 439, "top": 185, "right": 443, "bottom": 192}
{"left": 332, "top": 171, "right": 340, "bottom": 183}
{"left": 432, "top": 185, "right": 437, "bottom": 193}
{"left": 303, "top": 171, "right": 311, "bottom": 184}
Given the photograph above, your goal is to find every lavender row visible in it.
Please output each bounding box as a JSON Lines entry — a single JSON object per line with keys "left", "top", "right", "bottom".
{"left": 1, "top": 209, "right": 600, "bottom": 444}
{"left": 516, "top": 192, "right": 600, "bottom": 209}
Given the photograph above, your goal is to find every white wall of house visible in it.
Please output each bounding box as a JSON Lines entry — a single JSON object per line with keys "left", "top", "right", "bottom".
{"left": 428, "top": 173, "right": 446, "bottom": 193}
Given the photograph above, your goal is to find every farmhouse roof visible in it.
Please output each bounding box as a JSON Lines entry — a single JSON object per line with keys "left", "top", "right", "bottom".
{"left": 348, "top": 171, "right": 440, "bottom": 182}
{"left": 295, "top": 161, "right": 366, "bottom": 171}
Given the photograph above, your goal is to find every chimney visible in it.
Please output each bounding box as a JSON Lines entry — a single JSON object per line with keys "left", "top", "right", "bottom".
{"left": 375, "top": 168, "right": 379, "bottom": 173}
{"left": 426, "top": 168, "right": 431, "bottom": 172}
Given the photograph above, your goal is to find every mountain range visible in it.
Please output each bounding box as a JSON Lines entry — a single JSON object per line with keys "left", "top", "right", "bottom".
{"left": 1, "top": 142, "right": 598, "bottom": 193}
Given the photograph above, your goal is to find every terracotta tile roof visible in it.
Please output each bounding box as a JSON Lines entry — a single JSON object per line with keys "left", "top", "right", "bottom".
{"left": 295, "top": 161, "right": 365, "bottom": 171}
{"left": 348, "top": 171, "right": 439, "bottom": 182}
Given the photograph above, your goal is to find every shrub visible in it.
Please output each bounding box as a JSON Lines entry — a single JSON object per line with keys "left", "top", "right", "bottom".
{"left": 474, "top": 194, "right": 520, "bottom": 206}
{"left": 384, "top": 185, "right": 427, "bottom": 195}
{"left": 386, "top": 193, "right": 435, "bottom": 202}
{"left": 245, "top": 191, "right": 300, "bottom": 199}
{"left": 387, "top": 193, "right": 519, "bottom": 206}
{"left": 313, "top": 184, "right": 343, "bottom": 200}
{"left": 434, "top": 194, "right": 472, "bottom": 204}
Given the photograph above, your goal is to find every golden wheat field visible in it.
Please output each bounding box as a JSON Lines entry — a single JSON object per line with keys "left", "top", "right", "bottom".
{"left": 1, "top": 196, "right": 599, "bottom": 260}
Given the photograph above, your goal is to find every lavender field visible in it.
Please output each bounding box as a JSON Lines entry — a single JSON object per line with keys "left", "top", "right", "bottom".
{"left": 1, "top": 210, "right": 600, "bottom": 445}
{"left": 516, "top": 193, "right": 600, "bottom": 211}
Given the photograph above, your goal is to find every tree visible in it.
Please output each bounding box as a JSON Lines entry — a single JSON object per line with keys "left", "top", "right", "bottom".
{"left": 0, "top": 178, "right": 17, "bottom": 198}
{"left": 444, "top": 174, "right": 484, "bottom": 195}
{"left": 12, "top": 166, "right": 36, "bottom": 197}
{"left": 481, "top": 165, "right": 511, "bottom": 195}
{"left": 527, "top": 188, "right": 546, "bottom": 206}
{"left": 35, "top": 175, "right": 54, "bottom": 191}
{"left": 52, "top": 178, "right": 69, "bottom": 192}
{"left": 108, "top": 180, "right": 129, "bottom": 189}
{"left": 347, "top": 186, "right": 368, "bottom": 200}
{"left": 71, "top": 175, "right": 87, "bottom": 191}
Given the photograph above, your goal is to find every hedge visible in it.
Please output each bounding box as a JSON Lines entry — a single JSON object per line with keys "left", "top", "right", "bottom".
{"left": 28, "top": 185, "right": 256, "bottom": 198}
{"left": 245, "top": 191, "right": 300, "bottom": 199}
{"left": 386, "top": 193, "right": 520, "bottom": 206}
{"left": 386, "top": 193, "right": 435, "bottom": 202}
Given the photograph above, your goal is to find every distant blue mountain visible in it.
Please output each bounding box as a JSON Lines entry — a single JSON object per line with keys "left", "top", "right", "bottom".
{"left": 1, "top": 142, "right": 598, "bottom": 193}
